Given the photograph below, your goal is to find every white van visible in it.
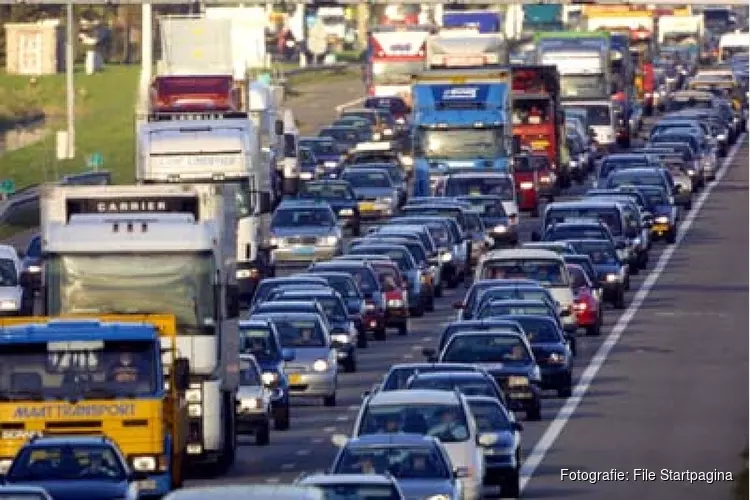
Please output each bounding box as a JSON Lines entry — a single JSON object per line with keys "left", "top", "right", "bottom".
{"left": 474, "top": 248, "right": 577, "bottom": 332}
{"left": 718, "top": 32, "right": 750, "bottom": 62}
{"left": 562, "top": 100, "right": 615, "bottom": 152}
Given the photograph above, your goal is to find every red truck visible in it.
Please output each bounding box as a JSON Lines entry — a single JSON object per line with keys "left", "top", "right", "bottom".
{"left": 510, "top": 65, "right": 569, "bottom": 189}
{"left": 150, "top": 75, "right": 241, "bottom": 113}
{"left": 629, "top": 26, "right": 657, "bottom": 115}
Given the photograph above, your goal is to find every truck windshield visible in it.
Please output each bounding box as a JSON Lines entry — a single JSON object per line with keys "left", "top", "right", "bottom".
{"left": 45, "top": 253, "right": 216, "bottom": 335}
{"left": 416, "top": 127, "right": 507, "bottom": 160}
{"left": 559, "top": 75, "right": 608, "bottom": 99}
{"left": 0, "top": 340, "right": 158, "bottom": 399}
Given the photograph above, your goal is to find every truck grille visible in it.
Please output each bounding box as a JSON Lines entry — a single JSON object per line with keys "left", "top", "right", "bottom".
{"left": 45, "top": 420, "right": 102, "bottom": 435}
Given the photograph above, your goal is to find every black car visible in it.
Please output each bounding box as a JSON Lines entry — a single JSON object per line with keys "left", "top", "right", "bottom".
{"left": 318, "top": 125, "right": 369, "bottom": 155}
{"left": 406, "top": 370, "right": 509, "bottom": 408}
{"left": 621, "top": 185, "right": 679, "bottom": 244}
{"left": 501, "top": 314, "right": 574, "bottom": 397}
{"left": 301, "top": 271, "right": 367, "bottom": 337}
{"left": 297, "top": 180, "right": 361, "bottom": 236}
{"left": 250, "top": 276, "right": 330, "bottom": 309}
{"left": 239, "top": 318, "right": 295, "bottom": 429}
{"left": 566, "top": 239, "right": 627, "bottom": 309}
{"left": 373, "top": 362, "right": 481, "bottom": 393}
{"left": 437, "top": 319, "right": 526, "bottom": 353}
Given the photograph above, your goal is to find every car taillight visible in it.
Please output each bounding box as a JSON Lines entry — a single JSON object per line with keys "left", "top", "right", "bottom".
{"left": 574, "top": 301, "right": 587, "bottom": 311}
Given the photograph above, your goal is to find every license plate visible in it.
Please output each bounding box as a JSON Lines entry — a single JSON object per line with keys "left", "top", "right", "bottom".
{"left": 359, "top": 202, "right": 375, "bottom": 211}
{"left": 293, "top": 246, "right": 314, "bottom": 255}
{"left": 289, "top": 374, "right": 302, "bottom": 384}
{"left": 531, "top": 140, "right": 549, "bottom": 149}
{"left": 652, "top": 224, "right": 668, "bottom": 233}
{"left": 137, "top": 480, "right": 157, "bottom": 490}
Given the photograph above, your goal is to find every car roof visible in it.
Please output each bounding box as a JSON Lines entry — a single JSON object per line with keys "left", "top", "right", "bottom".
{"left": 502, "top": 313, "right": 558, "bottom": 324}
{"left": 447, "top": 171, "right": 512, "bottom": 179}
{"left": 447, "top": 318, "right": 523, "bottom": 327}
{"left": 276, "top": 289, "right": 339, "bottom": 299}
{"left": 300, "top": 136, "right": 333, "bottom": 142}
{"left": 277, "top": 199, "right": 335, "bottom": 209}
{"left": 547, "top": 199, "right": 621, "bottom": 209}
{"left": 163, "top": 486, "right": 324, "bottom": 500}
{"left": 610, "top": 167, "right": 664, "bottom": 175}
{"left": 549, "top": 221, "right": 607, "bottom": 228}
{"left": 602, "top": 153, "right": 651, "bottom": 160}
{"left": 464, "top": 395, "right": 505, "bottom": 406}
{"left": 449, "top": 331, "right": 525, "bottom": 342}
{"left": 368, "top": 389, "right": 460, "bottom": 405}
{"left": 485, "top": 298, "right": 549, "bottom": 306}
{"left": 238, "top": 319, "right": 274, "bottom": 329}
{"left": 346, "top": 433, "right": 438, "bottom": 447}
{"left": 484, "top": 248, "right": 562, "bottom": 261}
{"left": 303, "top": 180, "right": 350, "bottom": 187}
{"left": 252, "top": 312, "right": 321, "bottom": 322}
{"left": 299, "top": 473, "right": 395, "bottom": 486}
{"left": 262, "top": 276, "right": 328, "bottom": 285}
{"left": 25, "top": 436, "right": 116, "bottom": 447}
{"left": 257, "top": 301, "right": 318, "bottom": 309}
{"left": 412, "top": 371, "right": 488, "bottom": 381}
{"left": 388, "top": 362, "right": 479, "bottom": 371}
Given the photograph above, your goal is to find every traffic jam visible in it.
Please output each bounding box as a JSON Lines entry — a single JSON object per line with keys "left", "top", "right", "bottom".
{"left": 0, "top": 4, "right": 747, "bottom": 500}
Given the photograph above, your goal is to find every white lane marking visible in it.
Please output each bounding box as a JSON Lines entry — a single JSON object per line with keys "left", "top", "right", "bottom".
{"left": 336, "top": 415, "right": 349, "bottom": 422}
{"left": 348, "top": 405, "right": 360, "bottom": 411}
{"left": 335, "top": 97, "right": 365, "bottom": 113}
{"left": 296, "top": 449, "right": 311, "bottom": 456}
{"left": 266, "top": 477, "right": 280, "bottom": 484}
{"left": 403, "top": 354, "right": 414, "bottom": 359}
{"left": 323, "top": 426, "right": 336, "bottom": 433}
{"left": 519, "top": 134, "right": 746, "bottom": 494}
{"left": 411, "top": 345, "right": 423, "bottom": 350}
{"left": 422, "top": 336, "right": 433, "bottom": 342}
{"left": 281, "top": 463, "right": 296, "bottom": 470}
{"left": 312, "top": 437, "right": 324, "bottom": 444}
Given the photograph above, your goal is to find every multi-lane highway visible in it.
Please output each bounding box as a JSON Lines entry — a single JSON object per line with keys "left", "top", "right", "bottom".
{"left": 174, "top": 75, "right": 749, "bottom": 498}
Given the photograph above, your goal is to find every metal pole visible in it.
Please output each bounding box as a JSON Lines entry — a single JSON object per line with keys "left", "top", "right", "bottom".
{"left": 65, "top": 1, "right": 75, "bottom": 159}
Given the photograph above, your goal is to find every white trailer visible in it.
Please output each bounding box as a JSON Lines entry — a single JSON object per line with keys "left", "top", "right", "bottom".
{"left": 40, "top": 183, "right": 240, "bottom": 472}
{"left": 426, "top": 33, "right": 508, "bottom": 69}
{"left": 658, "top": 15, "right": 705, "bottom": 45}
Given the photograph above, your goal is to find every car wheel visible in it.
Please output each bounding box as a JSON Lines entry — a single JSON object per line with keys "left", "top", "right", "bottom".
{"left": 629, "top": 262, "right": 640, "bottom": 276}
{"left": 684, "top": 199, "right": 692, "bottom": 211}
{"left": 666, "top": 229, "right": 677, "bottom": 244}
{"left": 255, "top": 421, "right": 271, "bottom": 446}
{"left": 357, "top": 333, "right": 368, "bottom": 349}
{"left": 614, "top": 292, "right": 626, "bottom": 310}
{"left": 374, "top": 326, "right": 387, "bottom": 341}
{"left": 398, "top": 322, "right": 408, "bottom": 336}
{"left": 410, "top": 303, "right": 425, "bottom": 318}
{"left": 586, "top": 320, "right": 601, "bottom": 336}
{"left": 526, "top": 403, "right": 542, "bottom": 421}
{"left": 501, "top": 468, "right": 521, "bottom": 498}
{"left": 274, "top": 406, "right": 290, "bottom": 431}
{"left": 352, "top": 223, "right": 361, "bottom": 237}
{"left": 638, "top": 253, "right": 649, "bottom": 270}
{"left": 557, "top": 384, "right": 572, "bottom": 398}
{"left": 323, "top": 393, "right": 337, "bottom": 407}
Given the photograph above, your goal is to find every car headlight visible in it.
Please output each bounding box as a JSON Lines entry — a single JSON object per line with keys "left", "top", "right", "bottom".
{"left": 300, "top": 172, "right": 313, "bottom": 180}
{"left": 507, "top": 375, "right": 529, "bottom": 387}
{"left": 339, "top": 208, "right": 354, "bottom": 216}
{"left": 372, "top": 133, "right": 382, "bottom": 140}
{"left": 687, "top": 168, "right": 695, "bottom": 175}
{"left": 492, "top": 224, "right": 507, "bottom": 233}
{"left": 655, "top": 216, "right": 669, "bottom": 224}
{"left": 0, "top": 300, "right": 18, "bottom": 311}
{"left": 395, "top": 117, "right": 406, "bottom": 124}
{"left": 188, "top": 403, "right": 202, "bottom": 417}
{"left": 548, "top": 352, "right": 567, "bottom": 364}
{"left": 379, "top": 197, "right": 393, "bottom": 204}
{"left": 384, "top": 128, "right": 393, "bottom": 136}
{"left": 0, "top": 459, "right": 12, "bottom": 474}
{"left": 261, "top": 372, "right": 278, "bottom": 385}
{"left": 605, "top": 273, "right": 618, "bottom": 282}
{"left": 322, "top": 235, "right": 339, "bottom": 246}
{"left": 241, "top": 398, "right": 263, "bottom": 411}
{"left": 440, "top": 252, "right": 452, "bottom": 263}
{"left": 387, "top": 299, "right": 404, "bottom": 308}
{"left": 27, "top": 265, "right": 41, "bottom": 273}
{"left": 400, "top": 155, "right": 414, "bottom": 166}
{"left": 718, "top": 133, "right": 727, "bottom": 142}
{"left": 132, "top": 456, "right": 157, "bottom": 472}
{"left": 519, "top": 181, "right": 534, "bottom": 190}
{"left": 185, "top": 388, "right": 201, "bottom": 403}
{"left": 632, "top": 237, "right": 641, "bottom": 246}
{"left": 324, "top": 161, "right": 338, "bottom": 168}
{"left": 332, "top": 334, "right": 350, "bottom": 344}
{"left": 313, "top": 359, "right": 329, "bottom": 372}
{"left": 365, "top": 302, "right": 376, "bottom": 311}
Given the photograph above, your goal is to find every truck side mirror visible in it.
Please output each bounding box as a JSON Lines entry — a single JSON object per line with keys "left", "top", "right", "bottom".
{"left": 275, "top": 119, "right": 284, "bottom": 136}
{"left": 174, "top": 357, "right": 191, "bottom": 392}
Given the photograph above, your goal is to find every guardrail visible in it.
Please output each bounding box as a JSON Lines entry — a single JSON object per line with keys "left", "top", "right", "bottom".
{"left": 283, "top": 62, "right": 353, "bottom": 77}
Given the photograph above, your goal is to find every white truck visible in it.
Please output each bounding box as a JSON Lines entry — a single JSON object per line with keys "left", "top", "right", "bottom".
{"left": 39, "top": 183, "right": 240, "bottom": 473}
{"left": 425, "top": 32, "right": 508, "bottom": 69}
{"left": 317, "top": 6, "right": 347, "bottom": 52}
{"left": 658, "top": 15, "right": 704, "bottom": 46}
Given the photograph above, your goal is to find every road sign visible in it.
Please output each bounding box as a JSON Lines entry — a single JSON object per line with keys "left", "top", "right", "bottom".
{"left": 308, "top": 22, "right": 328, "bottom": 56}
{"left": 0, "top": 180, "right": 16, "bottom": 196}
{"left": 87, "top": 152, "right": 104, "bottom": 170}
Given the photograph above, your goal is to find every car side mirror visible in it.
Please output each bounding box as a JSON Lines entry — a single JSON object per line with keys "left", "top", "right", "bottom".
{"left": 275, "top": 119, "right": 284, "bottom": 136}
{"left": 564, "top": 334, "right": 577, "bottom": 356}
{"left": 173, "top": 357, "right": 191, "bottom": 392}
{"left": 421, "top": 347, "right": 437, "bottom": 362}
{"left": 512, "top": 422, "right": 524, "bottom": 432}
{"left": 282, "top": 348, "right": 295, "bottom": 362}
{"left": 530, "top": 231, "right": 541, "bottom": 242}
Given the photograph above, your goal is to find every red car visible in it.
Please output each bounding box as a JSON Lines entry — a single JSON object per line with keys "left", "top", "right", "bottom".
{"left": 513, "top": 152, "right": 557, "bottom": 217}
{"left": 567, "top": 263, "right": 603, "bottom": 336}
{"left": 368, "top": 260, "right": 410, "bottom": 336}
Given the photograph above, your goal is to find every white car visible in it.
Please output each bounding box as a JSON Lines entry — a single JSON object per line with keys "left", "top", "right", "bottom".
{"left": 345, "top": 389, "right": 500, "bottom": 500}
{"left": 0, "top": 245, "right": 28, "bottom": 316}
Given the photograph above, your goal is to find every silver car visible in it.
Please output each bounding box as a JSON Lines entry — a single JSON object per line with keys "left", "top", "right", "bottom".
{"left": 236, "top": 354, "right": 272, "bottom": 446}
{"left": 296, "top": 473, "right": 406, "bottom": 499}
{"left": 251, "top": 312, "right": 339, "bottom": 407}
{"left": 163, "top": 485, "right": 324, "bottom": 500}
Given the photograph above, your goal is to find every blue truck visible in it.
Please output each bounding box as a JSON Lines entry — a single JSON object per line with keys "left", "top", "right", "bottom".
{"left": 522, "top": 5, "right": 564, "bottom": 33}
{"left": 410, "top": 68, "right": 513, "bottom": 197}
{"left": 442, "top": 10, "right": 504, "bottom": 33}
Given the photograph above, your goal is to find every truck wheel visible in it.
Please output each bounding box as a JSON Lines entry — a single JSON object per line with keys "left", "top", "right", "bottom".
{"left": 256, "top": 421, "right": 271, "bottom": 446}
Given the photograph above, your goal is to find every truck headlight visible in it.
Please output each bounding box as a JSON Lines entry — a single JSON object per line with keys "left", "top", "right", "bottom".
{"left": 322, "top": 235, "right": 339, "bottom": 246}
{"left": 440, "top": 252, "right": 452, "bottom": 263}
{"left": 339, "top": 208, "right": 354, "bottom": 216}
{"left": 492, "top": 225, "right": 507, "bottom": 233}
{"left": 132, "top": 456, "right": 157, "bottom": 472}
{"left": 655, "top": 216, "right": 669, "bottom": 224}
{"left": 188, "top": 404, "right": 202, "bottom": 417}
{"left": 0, "top": 300, "right": 18, "bottom": 311}
{"left": 261, "top": 372, "right": 278, "bottom": 385}
{"left": 313, "top": 360, "right": 329, "bottom": 372}
{"left": 185, "top": 388, "right": 202, "bottom": 403}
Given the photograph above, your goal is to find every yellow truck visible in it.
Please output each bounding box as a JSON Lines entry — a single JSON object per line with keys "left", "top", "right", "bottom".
{"left": 0, "top": 314, "right": 190, "bottom": 497}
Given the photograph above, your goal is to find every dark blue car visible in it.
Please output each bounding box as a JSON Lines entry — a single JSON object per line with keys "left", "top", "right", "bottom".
{"left": 238, "top": 318, "right": 294, "bottom": 429}
{"left": 297, "top": 180, "right": 361, "bottom": 236}
{"left": 2, "top": 436, "right": 144, "bottom": 500}
{"left": 300, "top": 137, "right": 343, "bottom": 178}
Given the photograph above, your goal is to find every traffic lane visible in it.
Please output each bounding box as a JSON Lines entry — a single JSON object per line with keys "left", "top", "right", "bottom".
{"left": 285, "top": 73, "right": 364, "bottom": 135}
{"left": 522, "top": 142, "right": 749, "bottom": 499}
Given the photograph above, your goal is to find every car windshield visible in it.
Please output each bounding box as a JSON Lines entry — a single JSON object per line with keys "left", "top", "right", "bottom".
{"left": 271, "top": 208, "right": 334, "bottom": 227}
{"left": 301, "top": 140, "right": 338, "bottom": 156}
{"left": 312, "top": 296, "right": 347, "bottom": 321}
{"left": 360, "top": 403, "right": 470, "bottom": 443}
{"left": 570, "top": 241, "right": 619, "bottom": 265}
{"left": 458, "top": 198, "right": 506, "bottom": 217}
{"left": 342, "top": 170, "right": 392, "bottom": 188}
{"left": 600, "top": 159, "right": 649, "bottom": 178}
{"left": 442, "top": 335, "right": 532, "bottom": 364}
{"left": 667, "top": 99, "right": 713, "bottom": 111}
{"left": 547, "top": 226, "right": 608, "bottom": 241}
{"left": 320, "top": 128, "right": 359, "bottom": 143}
{"left": 480, "top": 259, "right": 568, "bottom": 286}
{"left": 445, "top": 177, "right": 514, "bottom": 200}
{"left": 8, "top": 445, "right": 125, "bottom": 481}
{"left": 271, "top": 319, "right": 326, "bottom": 347}
{"left": 239, "top": 363, "right": 261, "bottom": 386}
{"left": 468, "top": 400, "right": 514, "bottom": 433}
{"left": 239, "top": 327, "right": 280, "bottom": 361}
{"left": 513, "top": 317, "right": 561, "bottom": 343}
{"left": 546, "top": 208, "right": 622, "bottom": 234}
{"left": 315, "top": 483, "right": 400, "bottom": 500}
{"left": 565, "top": 104, "right": 611, "bottom": 125}
{"left": 343, "top": 111, "right": 376, "bottom": 125}
{"left": 478, "top": 302, "right": 552, "bottom": 319}
{"left": 408, "top": 376, "right": 496, "bottom": 397}
{"left": 322, "top": 266, "right": 378, "bottom": 294}
{"left": 27, "top": 237, "right": 41, "bottom": 258}
{"left": 299, "top": 183, "right": 353, "bottom": 200}
{"left": 638, "top": 188, "right": 669, "bottom": 206}
{"left": 253, "top": 281, "right": 322, "bottom": 305}
{"left": 335, "top": 445, "right": 451, "bottom": 479}
{"left": 0, "top": 259, "right": 18, "bottom": 286}
{"left": 607, "top": 172, "right": 664, "bottom": 189}
{"left": 349, "top": 247, "right": 412, "bottom": 272}
{"left": 477, "top": 288, "right": 548, "bottom": 309}
{"left": 315, "top": 275, "right": 361, "bottom": 299}
{"left": 365, "top": 97, "right": 409, "bottom": 114}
